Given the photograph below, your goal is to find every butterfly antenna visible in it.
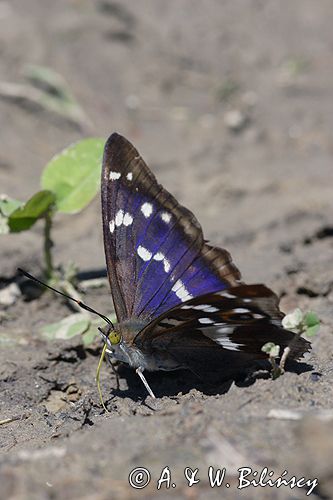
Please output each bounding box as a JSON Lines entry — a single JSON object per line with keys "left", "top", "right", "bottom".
{"left": 18, "top": 268, "right": 114, "bottom": 328}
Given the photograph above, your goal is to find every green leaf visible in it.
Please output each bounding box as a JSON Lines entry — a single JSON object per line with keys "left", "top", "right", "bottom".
{"left": 261, "top": 342, "right": 280, "bottom": 358}
{"left": 261, "top": 342, "right": 275, "bottom": 353}
{"left": 0, "top": 196, "right": 24, "bottom": 234}
{"left": 41, "top": 138, "right": 104, "bottom": 213}
{"left": 305, "top": 324, "right": 320, "bottom": 338}
{"left": 282, "top": 308, "right": 303, "bottom": 331}
{"left": 0, "top": 195, "right": 23, "bottom": 217}
{"left": 304, "top": 311, "right": 320, "bottom": 328}
{"left": 40, "top": 313, "right": 90, "bottom": 341}
{"left": 270, "top": 345, "right": 280, "bottom": 358}
{"left": 82, "top": 324, "right": 99, "bottom": 346}
{"left": 82, "top": 314, "right": 117, "bottom": 346}
{"left": 303, "top": 311, "right": 320, "bottom": 337}
{"left": 8, "top": 190, "right": 55, "bottom": 232}
{"left": 23, "top": 65, "right": 91, "bottom": 129}
{"left": 0, "top": 214, "right": 9, "bottom": 235}
{"left": 25, "top": 64, "right": 74, "bottom": 103}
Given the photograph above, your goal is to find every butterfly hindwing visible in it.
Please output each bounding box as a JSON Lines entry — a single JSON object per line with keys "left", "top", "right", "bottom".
{"left": 134, "top": 284, "right": 311, "bottom": 379}
{"left": 102, "top": 133, "right": 241, "bottom": 323}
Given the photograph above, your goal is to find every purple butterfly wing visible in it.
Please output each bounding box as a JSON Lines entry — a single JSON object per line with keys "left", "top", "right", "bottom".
{"left": 101, "top": 133, "right": 241, "bottom": 323}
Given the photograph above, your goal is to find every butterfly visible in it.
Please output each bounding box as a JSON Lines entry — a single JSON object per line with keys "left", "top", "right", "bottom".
{"left": 99, "top": 133, "right": 310, "bottom": 398}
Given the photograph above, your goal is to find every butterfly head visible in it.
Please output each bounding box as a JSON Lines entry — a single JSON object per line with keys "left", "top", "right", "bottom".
{"left": 98, "top": 324, "right": 122, "bottom": 348}
{"left": 108, "top": 328, "right": 122, "bottom": 346}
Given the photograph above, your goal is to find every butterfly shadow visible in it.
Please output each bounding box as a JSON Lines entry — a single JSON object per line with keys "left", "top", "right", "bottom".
{"left": 106, "top": 358, "right": 313, "bottom": 402}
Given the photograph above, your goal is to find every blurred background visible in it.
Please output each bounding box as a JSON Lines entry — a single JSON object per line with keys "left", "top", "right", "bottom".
{"left": 1, "top": 3, "right": 333, "bottom": 499}
{"left": 1, "top": 0, "right": 332, "bottom": 284}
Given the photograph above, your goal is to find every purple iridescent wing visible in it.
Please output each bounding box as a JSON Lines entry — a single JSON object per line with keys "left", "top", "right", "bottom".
{"left": 101, "top": 133, "right": 241, "bottom": 323}
{"left": 135, "top": 284, "right": 310, "bottom": 380}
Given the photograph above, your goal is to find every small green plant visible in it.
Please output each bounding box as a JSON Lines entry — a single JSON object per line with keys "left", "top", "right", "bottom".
{"left": 0, "top": 64, "right": 91, "bottom": 129}
{"left": 261, "top": 341, "right": 281, "bottom": 379}
{"left": 1, "top": 138, "right": 106, "bottom": 345}
{"left": 1, "top": 138, "right": 104, "bottom": 280}
{"left": 282, "top": 309, "right": 320, "bottom": 338}
{"left": 262, "top": 308, "right": 320, "bottom": 378}
{"left": 40, "top": 312, "right": 112, "bottom": 347}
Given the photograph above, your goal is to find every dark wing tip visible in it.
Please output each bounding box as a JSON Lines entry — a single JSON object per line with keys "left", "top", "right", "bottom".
{"left": 105, "top": 131, "right": 127, "bottom": 145}
{"left": 103, "top": 132, "right": 134, "bottom": 163}
{"left": 102, "top": 133, "right": 144, "bottom": 188}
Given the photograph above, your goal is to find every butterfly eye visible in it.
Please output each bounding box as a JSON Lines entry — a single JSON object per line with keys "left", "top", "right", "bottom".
{"left": 108, "top": 331, "right": 122, "bottom": 345}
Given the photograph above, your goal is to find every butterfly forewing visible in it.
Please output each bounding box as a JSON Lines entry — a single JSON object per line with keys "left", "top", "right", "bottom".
{"left": 102, "top": 133, "right": 241, "bottom": 323}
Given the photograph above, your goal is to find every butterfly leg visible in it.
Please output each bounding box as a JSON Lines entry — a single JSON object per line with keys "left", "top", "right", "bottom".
{"left": 136, "top": 367, "right": 156, "bottom": 399}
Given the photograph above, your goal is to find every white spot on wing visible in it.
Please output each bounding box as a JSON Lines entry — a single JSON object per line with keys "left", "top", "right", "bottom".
{"left": 137, "top": 245, "right": 152, "bottom": 262}
{"left": 217, "top": 326, "right": 234, "bottom": 334}
{"left": 232, "top": 308, "right": 250, "bottom": 314}
{"left": 193, "top": 304, "right": 209, "bottom": 311}
{"left": 153, "top": 252, "right": 171, "bottom": 273}
{"left": 161, "top": 212, "right": 172, "bottom": 223}
{"left": 216, "top": 337, "right": 242, "bottom": 351}
{"left": 199, "top": 317, "right": 214, "bottom": 325}
{"left": 109, "top": 220, "right": 115, "bottom": 233}
{"left": 163, "top": 259, "right": 171, "bottom": 273}
{"left": 109, "top": 171, "right": 121, "bottom": 181}
{"left": 204, "top": 326, "right": 243, "bottom": 351}
{"left": 115, "top": 210, "right": 124, "bottom": 226}
{"left": 171, "top": 280, "right": 193, "bottom": 302}
{"left": 123, "top": 213, "right": 133, "bottom": 226}
{"left": 172, "top": 280, "right": 182, "bottom": 292}
{"left": 126, "top": 172, "right": 133, "bottom": 181}
{"left": 193, "top": 304, "right": 219, "bottom": 313}
{"left": 220, "top": 292, "right": 236, "bottom": 299}
{"left": 205, "top": 306, "right": 219, "bottom": 313}
{"left": 141, "top": 202, "right": 153, "bottom": 218}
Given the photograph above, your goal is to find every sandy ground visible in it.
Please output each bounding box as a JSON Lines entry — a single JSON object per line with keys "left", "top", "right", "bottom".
{"left": 0, "top": 1, "right": 333, "bottom": 499}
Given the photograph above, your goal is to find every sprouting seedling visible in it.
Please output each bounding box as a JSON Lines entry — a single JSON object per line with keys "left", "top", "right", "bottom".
{"left": 262, "top": 308, "right": 320, "bottom": 378}
{"left": 261, "top": 342, "right": 281, "bottom": 379}
{"left": 1, "top": 138, "right": 104, "bottom": 281}
{"left": 18, "top": 268, "right": 114, "bottom": 412}
{"left": 279, "top": 308, "right": 320, "bottom": 371}
{"left": 282, "top": 308, "right": 320, "bottom": 338}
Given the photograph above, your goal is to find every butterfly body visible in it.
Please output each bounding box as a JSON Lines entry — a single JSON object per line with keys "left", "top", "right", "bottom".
{"left": 102, "top": 320, "right": 184, "bottom": 371}
{"left": 101, "top": 133, "right": 310, "bottom": 393}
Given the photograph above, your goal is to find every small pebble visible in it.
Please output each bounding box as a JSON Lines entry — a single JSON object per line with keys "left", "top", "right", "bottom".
{"left": 0, "top": 282, "right": 21, "bottom": 306}
{"left": 310, "top": 372, "right": 322, "bottom": 382}
{"left": 224, "top": 109, "right": 248, "bottom": 132}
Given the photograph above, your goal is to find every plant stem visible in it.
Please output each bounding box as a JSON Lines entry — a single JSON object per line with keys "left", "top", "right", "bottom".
{"left": 44, "top": 211, "right": 54, "bottom": 281}
{"left": 269, "top": 356, "right": 282, "bottom": 379}
{"left": 279, "top": 330, "right": 302, "bottom": 372}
